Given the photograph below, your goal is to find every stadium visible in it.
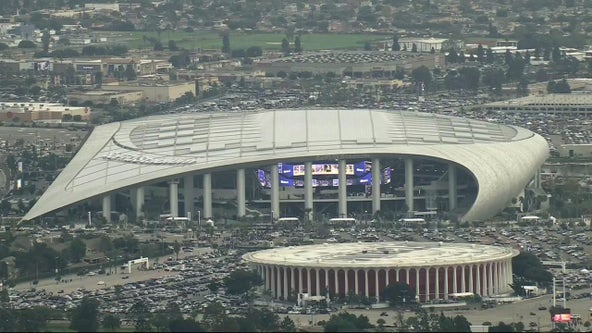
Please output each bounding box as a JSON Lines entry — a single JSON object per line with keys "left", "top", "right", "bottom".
{"left": 243, "top": 241, "right": 519, "bottom": 302}
{"left": 23, "top": 108, "right": 548, "bottom": 223}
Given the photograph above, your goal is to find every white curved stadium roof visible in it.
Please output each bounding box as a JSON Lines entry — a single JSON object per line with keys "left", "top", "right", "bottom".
{"left": 24, "top": 109, "right": 549, "bottom": 221}
{"left": 242, "top": 241, "right": 518, "bottom": 268}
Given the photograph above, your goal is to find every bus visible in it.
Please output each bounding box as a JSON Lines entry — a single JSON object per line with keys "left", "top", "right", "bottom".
{"left": 328, "top": 218, "right": 357, "bottom": 227}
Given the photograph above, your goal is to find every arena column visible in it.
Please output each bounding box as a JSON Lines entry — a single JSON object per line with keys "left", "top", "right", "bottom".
{"left": 203, "top": 173, "right": 212, "bottom": 219}
{"left": 236, "top": 169, "right": 246, "bottom": 218}
{"left": 307, "top": 269, "right": 312, "bottom": 296}
{"left": 453, "top": 266, "right": 458, "bottom": 294}
{"left": 476, "top": 265, "right": 481, "bottom": 296}
{"left": 354, "top": 269, "right": 359, "bottom": 295}
{"left": 444, "top": 266, "right": 449, "bottom": 300}
{"left": 488, "top": 263, "right": 494, "bottom": 296}
{"left": 102, "top": 194, "right": 111, "bottom": 223}
{"left": 291, "top": 267, "right": 296, "bottom": 298}
{"left": 276, "top": 267, "right": 282, "bottom": 299}
{"left": 267, "top": 266, "right": 272, "bottom": 295}
{"left": 315, "top": 269, "right": 320, "bottom": 296}
{"left": 481, "top": 264, "right": 489, "bottom": 296}
{"left": 385, "top": 269, "right": 390, "bottom": 286}
{"left": 371, "top": 158, "right": 381, "bottom": 214}
{"left": 406, "top": 268, "right": 410, "bottom": 285}
{"left": 405, "top": 158, "right": 414, "bottom": 212}
{"left": 131, "top": 186, "right": 144, "bottom": 218}
{"left": 435, "top": 267, "right": 440, "bottom": 300}
{"left": 298, "top": 268, "right": 303, "bottom": 294}
{"left": 374, "top": 269, "right": 380, "bottom": 303}
{"left": 324, "top": 269, "right": 329, "bottom": 300}
{"left": 338, "top": 160, "right": 347, "bottom": 218}
{"left": 425, "top": 268, "right": 430, "bottom": 302}
{"left": 364, "top": 269, "right": 369, "bottom": 299}
{"left": 468, "top": 266, "right": 473, "bottom": 293}
{"left": 271, "top": 267, "right": 276, "bottom": 298}
{"left": 448, "top": 164, "right": 457, "bottom": 211}
{"left": 304, "top": 162, "right": 313, "bottom": 222}
{"left": 270, "top": 164, "right": 280, "bottom": 220}
{"left": 169, "top": 179, "right": 179, "bottom": 217}
{"left": 283, "top": 267, "right": 289, "bottom": 300}
{"left": 334, "top": 269, "right": 339, "bottom": 299}
{"left": 184, "top": 175, "right": 194, "bottom": 218}
{"left": 344, "top": 269, "right": 349, "bottom": 296}
{"left": 415, "top": 270, "right": 420, "bottom": 302}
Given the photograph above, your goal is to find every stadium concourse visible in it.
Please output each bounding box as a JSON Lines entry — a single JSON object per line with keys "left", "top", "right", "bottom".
{"left": 243, "top": 241, "right": 518, "bottom": 303}
{"left": 23, "top": 108, "right": 548, "bottom": 223}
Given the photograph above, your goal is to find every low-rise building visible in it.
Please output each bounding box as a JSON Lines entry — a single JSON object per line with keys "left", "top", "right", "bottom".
{"left": 0, "top": 101, "right": 91, "bottom": 123}
{"left": 102, "top": 81, "right": 196, "bottom": 102}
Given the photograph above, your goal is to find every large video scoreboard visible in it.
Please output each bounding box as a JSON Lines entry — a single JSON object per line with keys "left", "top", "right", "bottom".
{"left": 257, "top": 161, "right": 392, "bottom": 188}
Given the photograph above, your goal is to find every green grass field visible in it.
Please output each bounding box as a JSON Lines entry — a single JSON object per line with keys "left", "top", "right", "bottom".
{"left": 116, "top": 30, "right": 391, "bottom": 51}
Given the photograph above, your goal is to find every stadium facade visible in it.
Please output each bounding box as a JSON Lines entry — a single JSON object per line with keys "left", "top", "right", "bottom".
{"left": 243, "top": 242, "right": 519, "bottom": 302}
{"left": 23, "top": 108, "right": 548, "bottom": 222}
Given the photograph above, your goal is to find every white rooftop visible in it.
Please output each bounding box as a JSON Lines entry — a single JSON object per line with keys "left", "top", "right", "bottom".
{"left": 242, "top": 241, "right": 518, "bottom": 268}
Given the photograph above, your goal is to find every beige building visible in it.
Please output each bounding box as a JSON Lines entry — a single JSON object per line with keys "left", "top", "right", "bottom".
{"left": 102, "top": 81, "right": 196, "bottom": 102}
{"left": 0, "top": 102, "right": 91, "bottom": 123}
{"left": 69, "top": 90, "right": 144, "bottom": 106}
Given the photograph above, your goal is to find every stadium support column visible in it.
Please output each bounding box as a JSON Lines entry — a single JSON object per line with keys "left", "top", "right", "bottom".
{"left": 131, "top": 187, "right": 144, "bottom": 218}
{"left": 338, "top": 159, "right": 347, "bottom": 218}
{"left": 169, "top": 179, "right": 179, "bottom": 218}
{"left": 237, "top": 169, "right": 246, "bottom": 218}
{"left": 448, "top": 164, "right": 457, "bottom": 211}
{"left": 372, "top": 158, "right": 381, "bottom": 214}
{"left": 304, "top": 162, "right": 313, "bottom": 222}
{"left": 102, "top": 195, "right": 111, "bottom": 223}
{"left": 270, "top": 164, "right": 280, "bottom": 221}
{"left": 183, "top": 175, "right": 194, "bottom": 218}
{"left": 203, "top": 173, "right": 212, "bottom": 219}
{"left": 405, "top": 158, "right": 414, "bottom": 213}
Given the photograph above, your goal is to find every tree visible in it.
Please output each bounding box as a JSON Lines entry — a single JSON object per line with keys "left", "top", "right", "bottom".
{"left": 482, "top": 68, "right": 505, "bottom": 93}
{"left": 41, "top": 29, "right": 50, "bottom": 54}
{"left": 223, "top": 269, "right": 263, "bottom": 295}
{"left": 222, "top": 34, "right": 230, "bottom": 54}
{"left": 324, "top": 312, "right": 373, "bottom": 332}
{"left": 124, "top": 65, "right": 136, "bottom": 81}
{"left": 476, "top": 44, "right": 485, "bottom": 62}
{"left": 173, "top": 240, "right": 181, "bottom": 260}
{"left": 102, "top": 314, "right": 121, "bottom": 332}
{"left": 458, "top": 67, "right": 480, "bottom": 90}
{"left": 411, "top": 43, "right": 417, "bottom": 52}
{"left": 411, "top": 66, "right": 433, "bottom": 90}
{"left": 0, "top": 308, "right": 16, "bottom": 332}
{"left": 168, "top": 40, "right": 178, "bottom": 51}
{"left": 280, "top": 316, "right": 296, "bottom": 332}
{"left": 383, "top": 282, "right": 416, "bottom": 305}
{"left": 201, "top": 301, "right": 226, "bottom": 331}
{"left": 169, "top": 318, "right": 204, "bottom": 332}
{"left": 281, "top": 38, "right": 291, "bottom": 56}
{"left": 94, "top": 71, "right": 103, "bottom": 88}
{"left": 70, "top": 297, "right": 100, "bottom": 332}
{"left": 18, "top": 40, "right": 36, "bottom": 48}
{"left": 294, "top": 36, "right": 302, "bottom": 53}
{"left": 512, "top": 252, "right": 553, "bottom": 284}
{"left": 392, "top": 34, "right": 400, "bottom": 51}
{"left": 130, "top": 300, "right": 152, "bottom": 332}
{"left": 68, "top": 237, "right": 86, "bottom": 263}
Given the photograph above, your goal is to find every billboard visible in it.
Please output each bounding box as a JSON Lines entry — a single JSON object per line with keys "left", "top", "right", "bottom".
{"left": 552, "top": 314, "right": 572, "bottom": 323}
{"left": 258, "top": 162, "right": 392, "bottom": 188}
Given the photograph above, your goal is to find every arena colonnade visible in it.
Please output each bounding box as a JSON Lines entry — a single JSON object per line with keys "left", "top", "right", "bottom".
{"left": 243, "top": 242, "right": 518, "bottom": 303}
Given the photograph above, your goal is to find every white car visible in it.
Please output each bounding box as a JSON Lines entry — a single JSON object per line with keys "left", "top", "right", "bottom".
{"left": 97, "top": 281, "right": 105, "bottom": 285}
{"left": 87, "top": 271, "right": 97, "bottom": 276}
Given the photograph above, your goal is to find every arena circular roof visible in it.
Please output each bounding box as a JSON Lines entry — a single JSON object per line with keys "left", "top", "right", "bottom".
{"left": 23, "top": 108, "right": 549, "bottom": 222}
{"left": 242, "top": 241, "right": 519, "bottom": 268}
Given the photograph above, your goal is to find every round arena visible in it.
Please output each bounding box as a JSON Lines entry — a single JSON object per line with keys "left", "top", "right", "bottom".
{"left": 243, "top": 241, "right": 519, "bottom": 303}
